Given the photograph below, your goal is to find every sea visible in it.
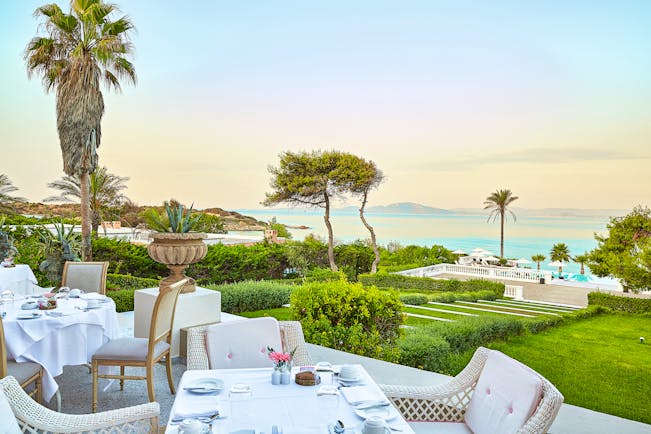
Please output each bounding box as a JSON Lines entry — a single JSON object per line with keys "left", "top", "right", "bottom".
{"left": 235, "top": 208, "right": 612, "bottom": 276}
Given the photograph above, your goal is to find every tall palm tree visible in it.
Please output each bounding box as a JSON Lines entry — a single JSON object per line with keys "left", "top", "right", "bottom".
{"left": 25, "top": 0, "right": 136, "bottom": 260}
{"left": 0, "top": 174, "right": 27, "bottom": 214}
{"left": 45, "top": 166, "right": 130, "bottom": 234}
{"left": 531, "top": 253, "right": 546, "bottom": 271}
{"left": 573, "top": 252, "right": 590, "bottom": 275}
{"left": 483, "top": 189, "right": 519, "bottom": 258}
{"left": 550, "top": 243, "right": 571, "bottom": 274}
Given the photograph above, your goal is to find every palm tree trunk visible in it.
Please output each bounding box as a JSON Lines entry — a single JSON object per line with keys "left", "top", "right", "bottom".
{"left": 323, "top": 193, "right": 337, "bottom": 271}
{"left": 500, "top": 212, "right": 505, "bottom": 258}
{"left": 80, "top": 172, "right": 92, "bottom": 260}
{"left": 359, "top": 190, "right": 380, "bottom": 273}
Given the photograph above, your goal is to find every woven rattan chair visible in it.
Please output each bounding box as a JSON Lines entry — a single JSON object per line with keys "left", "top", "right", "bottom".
{"left": 186, "top": 319, "right": 312, "bottom": 370}
{"left": 380, "top": 347, "right": 564, "bottom": 434}
{"left": 1, "top": 375, "right": 159, "bottom": 433}
{"left": 0, "top": 316, "right": 43, "bottom": 404}
{"left": 91, "top": 278, "right": 187, "bottom": 412}
{"left": 61, "top": 261, "right": 109, "bottom": 295}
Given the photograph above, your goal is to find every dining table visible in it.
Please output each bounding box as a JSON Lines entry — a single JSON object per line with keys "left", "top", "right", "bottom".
{"left": 1, "top": 292, "right": 120, "bottom": 402}
{"left": 0, "top": 264, "right": 38, "bottom": 295}
{"left": 166, "top": 365, "right": 415, "bottom": 434}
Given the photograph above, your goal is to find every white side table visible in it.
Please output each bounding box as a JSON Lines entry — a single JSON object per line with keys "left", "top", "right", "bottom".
{"left": 134, "top": 286, "right": 221, "bottom": 357}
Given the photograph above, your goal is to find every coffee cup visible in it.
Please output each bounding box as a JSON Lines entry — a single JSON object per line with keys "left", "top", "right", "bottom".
{"left": 69, "top": 288, "right": 82, "bottom": 297}
{"left": 178, "top": 418, "right": 208, "bottom": 434}
{"left": 339, "top": 364, "right": 358, "bottom": 380}
{"left": 86, "top": 299, "right": 100, "bottom": 309}
{"left": 362, "top": 416, "right": 391, "bottom": 434}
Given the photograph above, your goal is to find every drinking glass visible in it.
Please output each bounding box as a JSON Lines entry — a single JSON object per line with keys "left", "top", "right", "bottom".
{"left": 228, "top": 383, "right": 253, "bottom": 430}
{"left": 316, "top": 385, "right": 340, "bottom": 425}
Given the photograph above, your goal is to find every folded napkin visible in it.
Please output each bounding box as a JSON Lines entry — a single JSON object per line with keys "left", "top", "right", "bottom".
{"left": 81, "top": 293, "right": 106, "bottom": 300}
{"left": 340, "top": 385, "right": 389, "bottom": 406}
{"left": 172, "top": 395, "right": 225, "bottom": 420}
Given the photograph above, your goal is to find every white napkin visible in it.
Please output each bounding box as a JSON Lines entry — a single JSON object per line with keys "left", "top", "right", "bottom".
{"left": 81, "top": 293, "right": 106, "bottom": 300}
{"left": 340, "top": 385, "right": 388, "bottom": 406}
{"left": 172, "top": 395, "right": 224, "bottom": 419}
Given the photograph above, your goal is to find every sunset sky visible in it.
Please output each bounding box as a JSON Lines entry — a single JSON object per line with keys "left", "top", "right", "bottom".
{"left": 1, "top": 1, "right": 650, "bottom": 211}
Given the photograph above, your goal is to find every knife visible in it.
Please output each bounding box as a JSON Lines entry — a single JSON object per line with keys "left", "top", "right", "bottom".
{"left": 355, "top": 401, "right": 390, "bottom": 410}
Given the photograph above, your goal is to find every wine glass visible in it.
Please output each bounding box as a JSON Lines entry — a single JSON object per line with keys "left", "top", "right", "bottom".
{"left": 228, "top": 383, "right": 253, "bottom": 430}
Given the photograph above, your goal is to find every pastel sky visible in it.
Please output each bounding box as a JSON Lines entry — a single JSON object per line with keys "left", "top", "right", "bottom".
{"left": 1, "top": 0, "right": 650, "bottom": 211}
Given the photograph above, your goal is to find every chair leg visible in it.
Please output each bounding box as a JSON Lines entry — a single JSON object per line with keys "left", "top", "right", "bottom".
{"left": 165, "top": 355, "right": 175, "bottom": 394}
{"left": 92, "top": 361, "right": 99, "bottom": 413}
{"left": 120, "top": 366, "right": 125, "bottom": 390}
{"left": 35, "top": 372, "right": 42, "bottom": 404}
{"left": 146, "top": 362, "right": 155, "bottom": 403}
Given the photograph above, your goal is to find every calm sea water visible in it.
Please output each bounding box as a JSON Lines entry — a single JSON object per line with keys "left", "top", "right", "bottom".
{"left": 236, "top": 208, "right": 610, "bottom": 275}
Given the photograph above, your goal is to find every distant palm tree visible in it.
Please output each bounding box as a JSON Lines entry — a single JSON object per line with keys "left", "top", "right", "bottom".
{"left": 25, "top": 1, "right": 136, "bottom": 260}
{"left": 0, "top": 174, "right": 27, "bottom": 214}
{"left": 531, "top": 254, "right": 546, "bottom": 271}
{"left": 45, "top": 166, "right": 130, "bottom": 234}
{"left": 573, "top": 252, "right": 590, "bottom": 275}
{"left": 550, "top": 243, "right": 571, "bottom": 274}
{"left": 483, "top": 189, "right": 519, "bottom": 258}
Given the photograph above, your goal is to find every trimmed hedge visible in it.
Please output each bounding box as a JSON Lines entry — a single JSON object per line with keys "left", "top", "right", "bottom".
{"left": 106, "top": 274, "right": 159, "bottom": 291}
{"left": 107, "top": 289, "right": 136, "bottom": 313}
{"left": 399, "top": 290, "right": 498, "bottom": 305}
{"left": 359, "top": 273, "right": 504, "bottom": 295}
{"left": 206, "top": 280, "right": 295, "bottom": 314}
{"left": 588, "top": 292, "right": 651, "bottom": 314}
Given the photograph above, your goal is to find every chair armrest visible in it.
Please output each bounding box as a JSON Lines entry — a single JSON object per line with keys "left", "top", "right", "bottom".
{"left": 186, "top": 325, "right": 210, "bottom": 370}
{"left": 517, "top": 379, "right": 564, "bottom": 434}
{"left": 1, "top": 376, "right": 159, "bottom": 433}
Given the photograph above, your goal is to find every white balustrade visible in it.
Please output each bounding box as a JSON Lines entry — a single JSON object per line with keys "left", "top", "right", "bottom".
{"left": 396, "top": 263, "right": 544, "bottom": 283}
{"left": 504, "top": 285, "right": 524, "bottom": 300}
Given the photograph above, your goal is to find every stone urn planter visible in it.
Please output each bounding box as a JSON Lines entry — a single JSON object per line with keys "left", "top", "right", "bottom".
{"left": 147, "top": 232, "right": 207, "bottom": 293}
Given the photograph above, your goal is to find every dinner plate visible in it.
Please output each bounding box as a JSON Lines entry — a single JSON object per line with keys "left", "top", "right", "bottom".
{"left": 353, "top": 404, "right": 399, "bottom": 421}
{"left": 338, "top": 375, "right": 362, "bottom": 383}
{"left": 16, "top": 312, "right": 41, "bottom": 320}
{"left": 183, "top": 378, "right": 224, "bottom": 394}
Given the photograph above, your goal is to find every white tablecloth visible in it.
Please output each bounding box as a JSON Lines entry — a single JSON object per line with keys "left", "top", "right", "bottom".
{"left": 167, "top": 366, "right": 414, "bottom": 434}
{"left": 2, "top": 296, "right": 120, "bottom": 401}
{"left": 0, "top": 264, "right": 38, "bottom": 294}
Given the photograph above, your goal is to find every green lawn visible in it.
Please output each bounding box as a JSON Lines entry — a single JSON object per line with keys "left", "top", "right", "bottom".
{"left": 485, "top": 314, "right": 651, "bottom": 424}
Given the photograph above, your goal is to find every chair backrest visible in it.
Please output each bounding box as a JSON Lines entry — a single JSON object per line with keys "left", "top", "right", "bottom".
{"left": 148, "top": 279, "right": 187, "bottom": 347}
{"left": 186, "top": 320, "right": 313, "bottom": 370}
{"left": 204, "top": 317, "right": 282, "bottom": 369}
{"left": 0, "top": 317, "right": 7, "bottom": 377}
{"left": 464, "top": 349, "right": 557, "bottom": 434}
{"left": 61, "top": 261, "right": 109, "bottom": 294}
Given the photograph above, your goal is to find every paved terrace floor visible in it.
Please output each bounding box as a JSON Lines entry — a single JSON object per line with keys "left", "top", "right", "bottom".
{"left": 50, "top": 312, "right": 651, "bottom": 434}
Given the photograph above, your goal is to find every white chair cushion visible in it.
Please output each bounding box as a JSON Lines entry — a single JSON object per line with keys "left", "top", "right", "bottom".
{"left": 409, "top": 422, "right": 472, "bottom": 434}
{"left": 0, "top": 388, "right": 21, "bottom": 434}
{"left": 465, "top": 350, "right": 543, "bottom": 434}
{"left": 205, "top": 317, "right": 282, "bottom": 369}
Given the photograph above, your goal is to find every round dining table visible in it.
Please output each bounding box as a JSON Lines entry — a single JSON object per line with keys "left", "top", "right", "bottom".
{"left": 1, "top": 293, "right": 119, "bottom": 402}
{"left": 0, "top": 264, "right": 38, "bottom": 295}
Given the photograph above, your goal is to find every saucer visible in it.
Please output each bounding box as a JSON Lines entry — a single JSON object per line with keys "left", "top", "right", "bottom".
{"left": 183, "top": 378, "right": 224, "bottom": 394}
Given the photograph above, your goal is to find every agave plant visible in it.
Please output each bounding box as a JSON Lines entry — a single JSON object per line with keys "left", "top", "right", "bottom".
{"left": 35, "top": 221, "right": 81, "bottom": 284}
{"left": 143, "top": 201, "right": 200, "bottom": 233}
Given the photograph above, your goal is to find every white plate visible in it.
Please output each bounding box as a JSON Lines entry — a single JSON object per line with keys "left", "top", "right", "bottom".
{"left": 16, "top": 312, "right": 41, "bottom": 320}
{"left": 183, "top": 378, "right": 224, "bottom": 394}
{"left": 338, "top": 375, "right": 362, "bottom": 383}
{"left": 354, "top": 404, "right": 399, "bottom": 421}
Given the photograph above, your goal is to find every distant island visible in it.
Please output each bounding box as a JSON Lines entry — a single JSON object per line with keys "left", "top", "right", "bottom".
{"left": 338, "top": 202, "right": 452, "bottom": 215}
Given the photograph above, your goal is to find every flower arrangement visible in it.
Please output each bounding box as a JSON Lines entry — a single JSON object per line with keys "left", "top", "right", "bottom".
{"left": 267, "top": 346, "right": 294, "bottom": 370}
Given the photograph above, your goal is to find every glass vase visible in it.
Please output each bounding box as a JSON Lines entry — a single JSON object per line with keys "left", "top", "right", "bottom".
{"left": 271, "top": 367, "right": 282, "bottom": 385}
{"left": 280, "top": 365, "right": 292, "bottom": 385}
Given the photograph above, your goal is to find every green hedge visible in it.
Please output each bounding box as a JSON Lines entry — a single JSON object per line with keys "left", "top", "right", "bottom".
{"left": 399, "top": 290, "right": 497, "bottom": 305}
{"left": 107, "top": 289, "right": 136, "bottom": 313}
{"left": 588, "top": 292, "right": 651, "bottom": 314}
{"left": 359, "top": 273, "right": 504, "bottom": 295}
{"left": 291, "top": 281, "right": 403, "bottom": 361}
{"left": 107, "top": 274, "right": 159, "bottom": 291}
{"left": 206, "top": 280, "right": 295, "bottom": 313}
{"left": 93, "top": 238, "right": 166, "bottom": 278}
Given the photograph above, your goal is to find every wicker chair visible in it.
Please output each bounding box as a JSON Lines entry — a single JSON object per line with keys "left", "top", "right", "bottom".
{"left": 91, "top": 279, "right": 187, "bottom": 413}
{"left": 186, "top": 319, "right": 312, "bottom": 370}
{"left": 0, "top": 316, "right": 43, "bottom": 405}
{"left": 61, "top": 261, "right": 109, "bottom": 295}
{"left": 1, "top": 375, "right": 159, "bottom": 433}
{"left": 380, "top": 347, "right": 564, "bottom": 434}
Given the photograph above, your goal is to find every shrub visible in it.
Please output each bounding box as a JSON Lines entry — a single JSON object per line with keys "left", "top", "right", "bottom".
{"left": 92, "top": 238, "right": 166, "bottom": 278}
{"left": 398, "top": 329, "right": 450, "bottom": 371}
{"left": 588, "top": 292, "right": 651, "bottom": 314}
{"left": 106, "top": 274, "right": 159, "bottom": 291}
{"left": 291, "top": 281, "right": 403, "bottom": 360}
{"left": 428, "top": 290, "right": 497, "bottom": 303}
{"left": 359, "top": 273, "right": 504, "bottom": 295}
{"left": 206, "top": 280, "right": 295, "bottom": 313}
{"left": 107, "top": 289, "right": 136, "bottom": 313}
{"left": 399, "top": 294, "right": 429, "bottom": 305}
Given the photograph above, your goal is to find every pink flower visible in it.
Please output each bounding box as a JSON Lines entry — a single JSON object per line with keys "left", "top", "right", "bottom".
{"left": 267, "top": 346, "right": 293, "bottom": 368}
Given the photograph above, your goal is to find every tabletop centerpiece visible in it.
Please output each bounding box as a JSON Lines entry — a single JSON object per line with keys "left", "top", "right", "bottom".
{"left": 144, "top": 201, "right": 207, "bottom": 294}
{"left": 267, "top": 346, "right": 295, "bottom": 385}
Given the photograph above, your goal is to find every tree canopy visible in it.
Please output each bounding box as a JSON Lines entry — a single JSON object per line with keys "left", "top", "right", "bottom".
{"left": 483, "top": 189, "right": 518, "bottom": 258}
{"left": 0, "top": 174, "right": 27, "bottom": 214}
{"left": 588, "top": 206, "right": 651, "bottom": 292}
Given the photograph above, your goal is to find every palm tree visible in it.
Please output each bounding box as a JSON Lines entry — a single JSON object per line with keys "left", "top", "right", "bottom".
{"left": 44, "top": 166, "right": 130, "bottom": 234}
{"left": 25, "top": 1, "right": 136, "bottom": 260}
{"left": 550, "top": 243, "right": 571, "bottom": 274}
{"left": 531, "top": 254, "right": 546, "bottom": 271}
{"left": 483, "top": 189, "right": 519, "bottom": 258}
{"left": 574, "top": 252, "right": 590, "bottom": 275}
{"left": 0, "top": 174, "right": 27, "bottom": 214}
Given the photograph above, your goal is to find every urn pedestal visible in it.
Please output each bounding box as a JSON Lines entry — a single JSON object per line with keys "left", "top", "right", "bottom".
{"left": 147, "top": 232, "right": 207, "bottom": 293}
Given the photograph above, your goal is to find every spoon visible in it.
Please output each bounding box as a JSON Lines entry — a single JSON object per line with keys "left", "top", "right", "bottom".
{"left": 333, "top": 420, "right": 345, "bottom": 434}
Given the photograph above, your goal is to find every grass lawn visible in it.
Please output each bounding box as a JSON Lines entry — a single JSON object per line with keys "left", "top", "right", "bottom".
{"left": 485, "top": 314, "right": 651, "bottom": 424}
